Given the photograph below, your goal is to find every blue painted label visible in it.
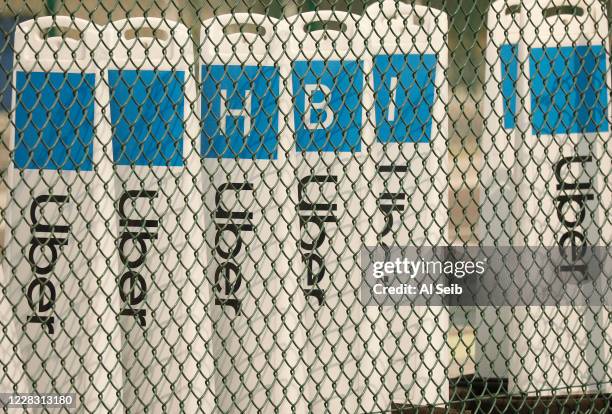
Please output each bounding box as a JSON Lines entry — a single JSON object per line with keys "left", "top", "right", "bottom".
{"left": 373, "top": 53, "right": 437, "bottom": 143}
{"left": 14, "top": 71, "right": 95, "bottom": 171}
{"left": 530, "top": 45, "right": 608, "bottom": 135}
{"left": 292, "top": 59, "right": 363, "bottom": 152}
{"left": 201, "top": 65, "right": 279, "bottom": 160}
{"left": 500, "top": 43, "right": 518, "bottom": 129}
{"left": 109, "top": 70, "right": 185, "bottom": 167}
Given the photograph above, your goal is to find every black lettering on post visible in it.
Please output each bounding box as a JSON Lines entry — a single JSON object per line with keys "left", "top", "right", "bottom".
{"left": 554, "top": 155, "right": 592, "bottom": 191}
{"left": 553, "top": 154, "right": 596, "bottom": 283}
{"left": 556, "top": 193, "right": 595, "bottom": 228}
{"left": 297, "top": 174, "right": 338, "bottom": 303}
{"left": 119, "top": 271, "right": 148, "bottom": 327}
{"left": 118, "top": 190, "right": 159, "bottom": 228}
{"left": 117, "top": 189, "right": 159, "bottom": 327}
{"left": 213, "top": 182, "right": 254, "bottom": 314}
{"left": 26, "top": 194, "right": 70, "bottom": 334}
{"left": 378, "top": 192, "right": 407, "bottom": 242}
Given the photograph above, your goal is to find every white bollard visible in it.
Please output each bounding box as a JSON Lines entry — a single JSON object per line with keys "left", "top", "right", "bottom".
{"left": 0, "top": 265, "right": 24, "bottom": 396}
{"left": 98, "top": 18, "right": 211, "bottom": 412}
{"left": 512, "top": 0, "right": 610, "bottom": 395}
{"left": 3, "top": 17, "right": 123, "bottom": 411}
{"left": 200, "top": 13, "right": 293, "bottom": 413}
{"left": 361, "top": 1, "right": 450, "bottom": 409}
{"left": 1, "top": 151, "right": 22, "bottom": 396}
{"left": 475, "top": 0, "right": 523, "bottom": 382}
{"left": 280, "top": 10, "right": 367, "bottom": 413}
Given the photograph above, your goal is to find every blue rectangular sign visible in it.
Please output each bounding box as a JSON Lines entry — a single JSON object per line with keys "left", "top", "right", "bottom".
{"left": 292, "top": 59, "right": 363, "bottom": 152}
{"left": 500, "top": 43, "right": 518, "bottom": 130}
{"left": 530, "top": 45, "right": 608, "bottom": 135}
{"left": 373, "top": 53, "right": 436, "bottom": 143}
{"left": 201, "top": 64, "right": 279, "bottom": 160}
{"left": 14, "top": 71, "right": 95, "bottom": 171}
{"left": 109, "top": 70, "right": 185, "bottom": 167}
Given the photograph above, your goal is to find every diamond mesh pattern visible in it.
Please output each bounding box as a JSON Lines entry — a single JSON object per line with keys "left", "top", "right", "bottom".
{"left": 0, "top": 1, "right": 610, "bottom": 413}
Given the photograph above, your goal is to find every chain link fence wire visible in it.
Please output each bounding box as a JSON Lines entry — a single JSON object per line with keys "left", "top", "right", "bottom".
{"left": 0, "top": 0, "right": 610, "bottom": 412}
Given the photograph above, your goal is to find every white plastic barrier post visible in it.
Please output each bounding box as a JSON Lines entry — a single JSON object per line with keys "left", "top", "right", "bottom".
{"left": 0, "top": 265, "right": 24, "bottom": 395}
{"left": 4, "top": 17, "right": 123, "bottom": 410}
{"left": 99, "top": 18, "right": 212, "bottom": 411}
{"left": 476, "top": 0, "right": 523, "bottom": 382}
{"left": 200, "top": 14, "right": 294, "bottom": 413}
{"left": 281, "top": 10, "right": 367, "bottom": 413}
{"left": 512, "top": 0, "right": 610, "bottom": 395}
{"left": 361, "top": 1, "right": 450, "bottom": 409}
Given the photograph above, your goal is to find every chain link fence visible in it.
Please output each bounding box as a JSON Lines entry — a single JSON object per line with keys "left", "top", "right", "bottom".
{"left": 0, "top": 0, "right": 610, "bottom": 412}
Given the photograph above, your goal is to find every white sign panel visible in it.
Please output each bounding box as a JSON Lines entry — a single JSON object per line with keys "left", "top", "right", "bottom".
{"left": 512, "top": 0, "right": 610, "bottom": 395}
{"left": 200, "top": 13, "right": 291, "bottom": 413}
{"left": 99, "top": 18, "right": 211, "bottom": 412}
{"left": 281, "top": 10, "right": 367, "bottom": 413}
{"left": 361, "top": 1, "right": 450, "bottom": 409}
{"left": 4, "top": 17, "right": 123, "bottom": 410}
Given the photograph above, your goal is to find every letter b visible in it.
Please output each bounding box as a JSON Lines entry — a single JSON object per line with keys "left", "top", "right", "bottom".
{"left": 304, "top": 84, "right": 334, "bottom": 130}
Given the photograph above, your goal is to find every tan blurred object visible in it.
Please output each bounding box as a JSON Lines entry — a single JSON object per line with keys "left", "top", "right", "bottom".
{"left": 448, "top": 326, "right": 476, "bottom": 378}
{"left": 448, "top": 86, "right": 482, "bottom": 244}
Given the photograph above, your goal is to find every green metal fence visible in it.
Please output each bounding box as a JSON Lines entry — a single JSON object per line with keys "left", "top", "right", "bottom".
{"left": 0, "top": 0, "right": 610, "bottom": 412}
